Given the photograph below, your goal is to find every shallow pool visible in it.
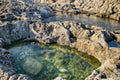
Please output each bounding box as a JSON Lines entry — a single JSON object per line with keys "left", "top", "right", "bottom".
{"left": 43, "top": 14, "right": 120, "bottom": 30}
{"left": 8, "top": 42, "right": 100, "bottom": 80}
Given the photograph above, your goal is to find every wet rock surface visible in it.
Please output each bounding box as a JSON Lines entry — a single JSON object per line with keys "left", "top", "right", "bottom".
{"left": 0, "top": 48, "right": 33, "bottom": 80}
{"left": 0, "top": 0, "right": 120, "bottom": 80}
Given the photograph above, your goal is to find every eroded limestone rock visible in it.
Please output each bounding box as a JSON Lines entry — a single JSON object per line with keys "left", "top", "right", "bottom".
{"left": 113, "top": 30, "right": 120, "bottom": 43}
{"left": 40, "top": 0, "right": 120, "bottom": 21}
{"left": 29, "top": 21, "right": 119, "bottom": 80}
{"left": 0, "top": 19, "right": 119, "bottom": 80}
{"left": 9, "top": 74, "right": 33, "bottom": 80}
{"left": 0, "top": 0, "right": 120, "bottom": 80}
{"left": 0, "top": 48, "right": 33, "bottom": 80}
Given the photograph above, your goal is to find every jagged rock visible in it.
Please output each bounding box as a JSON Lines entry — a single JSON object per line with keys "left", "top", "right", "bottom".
{"left": 51, "top": 22, "right": 71, "bottom": 45}
{"left": 0, "top": 64, "right": 16, "bottom": 80}
{"left": 49, "top": 3, "right": 81, "bottom": 14}
{"left": 77, "top": 30, "right": 92, "bottom": 40}
{"left": 0, "top": 48, "right": 13, "bottom": 66}
{"left": 40, "top": 0, "right": 120, "bottom": 21}
{"left": 90, "top": 30, "right": 115, "bottom": 48}
{"left": 0, "top": 38, "right": 4, "bottom": 47}
{"left": 0, "top": 0, "right": 119, "bottom": 80}
{"left": 113, "top": 30, "right": 120, "bottom": 43}
{"left": 9, "top": 74, "right": 33, "bottom": 80}
{"left": 0, "top": 0, "right": 54, "bottom": 22}
{"left": 115, "top": 34, "right": 120, "bottom": 43}
{"left": 86, "top": 54, "right": 120, "bottom": 80}
{"left": 29, "top": 22, "right": 71, "bottom": 45}
{"left": 0, "top": 48, "right": 15, "bottom": 80}
{"left": 0, "top": 19, "right": 119, "bottom": 80}
{"left": 0, "top": 48, "right": 33, "bottom": 80}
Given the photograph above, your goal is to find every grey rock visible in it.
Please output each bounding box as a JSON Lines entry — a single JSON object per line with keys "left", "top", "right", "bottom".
{"left": 44, "top": 0, "right": 120, "bottom": 21}
{"left": 0, "top": 0, "right": 120, "bottom": 80}
{"left": 0, "top": 64, "right": 16, "bottom": 80}
{"left": 9, "top": 74, "right": 33, "bottom": 80}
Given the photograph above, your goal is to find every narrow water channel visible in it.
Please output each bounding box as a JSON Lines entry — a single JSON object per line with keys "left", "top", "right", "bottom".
{"left": 7, "top": 42, "right": 100, "bottom": 80}
{"left": 43, "top": 14, "right": 120, "bottom": 30}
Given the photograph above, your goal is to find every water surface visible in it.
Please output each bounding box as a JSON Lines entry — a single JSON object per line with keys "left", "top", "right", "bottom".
{"left": 43, "top": 14, "right": 120, "bottom": 30}
{"left": 8, "top": 42, "right": 100, "bottom": 80}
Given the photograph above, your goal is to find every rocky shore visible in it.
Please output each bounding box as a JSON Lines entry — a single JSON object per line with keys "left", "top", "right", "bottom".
{"left": 37, "top": 0, "right": 120, "bottom": 21}
{"left": 0, "top": 0, "right": 120, "bottom": 80}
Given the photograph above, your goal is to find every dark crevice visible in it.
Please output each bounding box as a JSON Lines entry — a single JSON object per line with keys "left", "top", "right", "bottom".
{"left": 100, "top": 73, "right": 107, "bottom": 79}
{"left": 68, "top": 30, "right": 77, "bottom": 43}
{"left": 116, "top": 64, "right": 120, "bottom": 69}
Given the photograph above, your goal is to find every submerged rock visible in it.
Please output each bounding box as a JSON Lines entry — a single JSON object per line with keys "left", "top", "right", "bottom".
{"left": 0, "top": 48, "right": 33, "bottom": 80}
{"left": 54, "top": 77, "right": 66, "bottom": 80}
{"left": 22, "top": 57, "right": 43, "bottom": 75}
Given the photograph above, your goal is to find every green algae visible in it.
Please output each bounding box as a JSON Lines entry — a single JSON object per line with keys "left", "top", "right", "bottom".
{"left": 6, "top": 41, "right": 101, "bottom": 80}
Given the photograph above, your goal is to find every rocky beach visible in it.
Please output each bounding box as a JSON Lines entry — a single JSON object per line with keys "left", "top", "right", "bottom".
{"left": 0, "top": 0, "right": 120, "bottom": 80}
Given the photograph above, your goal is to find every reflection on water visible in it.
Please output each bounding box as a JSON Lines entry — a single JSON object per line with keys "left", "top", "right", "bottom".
{"left": 8, "top": 43, "right": 100, "bottom": 80}
{"left": 43, "top": 14, "right": 120, "bottom": 30}
{"left": 108, "top": 41, "right": 120, "bottom": 48}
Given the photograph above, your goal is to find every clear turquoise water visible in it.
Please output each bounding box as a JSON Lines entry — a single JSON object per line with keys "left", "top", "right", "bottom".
{"left": 8, "top": 42, "right": 100, "bottom": 80}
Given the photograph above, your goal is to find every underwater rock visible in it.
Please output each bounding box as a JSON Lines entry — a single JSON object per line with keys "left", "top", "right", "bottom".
{"left": 54, "top": 76, "right": 66, "bottom": 80}
{"left": 59, "top": 69, "right": 68, "bottom": 73}
{"left": 0, "top": 48, "right": 33, "bottom": 80}
{"left": 9, "top": 43, "right": 97, "bottom": 80}
{"left": 22, "top": 57, "right": 43, "bottom": 75}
